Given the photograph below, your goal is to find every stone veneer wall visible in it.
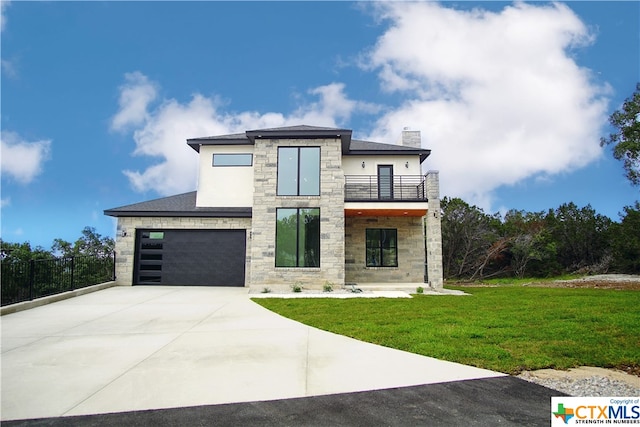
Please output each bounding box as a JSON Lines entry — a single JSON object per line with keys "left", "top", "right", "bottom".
{"left": 113, "top": 216, "right": 252, "bottom": 286}
{"left": 425, "top": 171, "right": 443, "bottom": 289}
{"left": 250, "top": 138, "right": 345, "bottom": 288}
{"left": 345, "top": 216, "right": 425, "bottom": 283}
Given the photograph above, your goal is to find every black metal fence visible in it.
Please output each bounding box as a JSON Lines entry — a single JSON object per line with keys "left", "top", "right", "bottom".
{"left": 1, "top": 253, "right": 116, "bottom": 306}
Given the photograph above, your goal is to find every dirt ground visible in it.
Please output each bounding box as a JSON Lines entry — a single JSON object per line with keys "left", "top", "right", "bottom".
{"left": 528, "top": 274, "right": 640, "bottom": 291}
{"left": 455, "top": 274, "right": 640, "bottom": 290}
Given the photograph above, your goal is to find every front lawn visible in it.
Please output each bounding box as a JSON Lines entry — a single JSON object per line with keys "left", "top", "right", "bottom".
{"left": 253, "top": 287, "right": 640, "bottom": 375}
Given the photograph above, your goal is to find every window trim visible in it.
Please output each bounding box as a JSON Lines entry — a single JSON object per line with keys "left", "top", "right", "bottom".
{"left": 275, "top": 208, "right": 321, "bottom": 268}
{"left": 276, "top": 146, "right": 320, "bottom": 196}
{"left": 365, "top": 228, "right": 398, "bottom": 267}
{"left": 212, "top": 153, "right": 253, "bottom": 167}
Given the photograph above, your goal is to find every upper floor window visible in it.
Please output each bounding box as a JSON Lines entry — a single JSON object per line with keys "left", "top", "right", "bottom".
{"left": 212, "top": 153, "right": 253, "bottom": 166}
{"left": 277, "top": 147, "right": 320, "bottom": 196}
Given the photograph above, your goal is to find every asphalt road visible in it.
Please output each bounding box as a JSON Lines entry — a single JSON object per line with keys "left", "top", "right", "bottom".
{"left": 4, "top": 376, "right": 566, "bottom": 427}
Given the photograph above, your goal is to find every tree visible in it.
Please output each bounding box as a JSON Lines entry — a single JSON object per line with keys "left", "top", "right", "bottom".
{"left": 441, "top": 197, "right": 502, "bottom": 279}
{"left": 52, "top": 226, "right": 115, "bottom": 259}
{"left": 601, "top": 83, "right": 640, "bottom": 186}
{"left": 439, "top": 197, "right": 626, "bottom": 279}
{"left": 546, "top": 203, "right": 612, "bottom": 273}
{"left": 609, "top": 202, "right": 640, "bottom": 273}
{"left": 0, "top": 240, "right": 53, "bottom": 263}
{"left": 502, "top": 210, "right": 557, "bottom": 278}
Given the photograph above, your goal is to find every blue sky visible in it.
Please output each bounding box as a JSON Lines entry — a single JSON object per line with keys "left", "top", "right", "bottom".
{"left": 1, "top": 1, "right": 638, "bottom": 250}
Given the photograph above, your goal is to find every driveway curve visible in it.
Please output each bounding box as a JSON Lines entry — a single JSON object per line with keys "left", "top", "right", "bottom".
{"left": 1, "top": 286, "right": 503, "bottom": 421}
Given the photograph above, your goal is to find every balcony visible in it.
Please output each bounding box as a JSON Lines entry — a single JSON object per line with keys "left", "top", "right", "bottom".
{"left": 344, "top": 175, "right": 428, "bottom": 202}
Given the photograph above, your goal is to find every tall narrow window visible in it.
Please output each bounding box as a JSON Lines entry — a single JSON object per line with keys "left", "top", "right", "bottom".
{"left": 378, "top": 165, "right": 394, "bottom": 199}
{"left": 276, "top": 208, "right": 320, "bottom": 267}
{"left": 277, "top": 147, "right": 320, "bottom": 196}
{"left": 366, "top": 229, "right": 398, "bottom": 267}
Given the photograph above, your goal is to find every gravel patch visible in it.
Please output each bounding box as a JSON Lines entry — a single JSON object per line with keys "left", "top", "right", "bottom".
{"left": 517, "top": 367, "right": 640, "bottom": 397}
{"left": 250, "top": 290, "right": 414, "bottom": 299}
{"left": 570, "top": 274, "right": 640, "bottom": 282}
{"left": 248, "top": 285, "right": 467, "bottom": 297}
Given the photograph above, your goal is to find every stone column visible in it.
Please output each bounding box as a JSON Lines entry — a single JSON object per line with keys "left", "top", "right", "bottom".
{"left": 425, "top": 171, "right": 443, "bottom": 289}
{"left": 249, "top": 138, "right": 345, "bottom": 288}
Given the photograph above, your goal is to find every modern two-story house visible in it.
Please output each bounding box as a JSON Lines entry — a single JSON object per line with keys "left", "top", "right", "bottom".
{"left": 105, "top": 125, "right": 443, "bottom": 290}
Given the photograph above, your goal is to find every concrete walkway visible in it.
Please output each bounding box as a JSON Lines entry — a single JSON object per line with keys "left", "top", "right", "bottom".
{"left": 1, "top": 286, "right": 504, "bottom": 421}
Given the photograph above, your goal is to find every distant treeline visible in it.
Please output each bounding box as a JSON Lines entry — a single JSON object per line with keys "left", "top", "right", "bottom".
{"left": 1, "top": 211, "right": 638, "bottom": 282}
{"left": 0, "top": 227, "right": 116, "bottom": 306}
{"left": 441, "top": 198, "right": 640, "bottom": 279}
{"left": 0, "top": 227, "right": 115, "bottom": 262}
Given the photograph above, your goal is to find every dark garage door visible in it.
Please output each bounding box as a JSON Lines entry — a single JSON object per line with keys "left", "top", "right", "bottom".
{"left": 134, "top": 229, "right": 246, "bottom": 286}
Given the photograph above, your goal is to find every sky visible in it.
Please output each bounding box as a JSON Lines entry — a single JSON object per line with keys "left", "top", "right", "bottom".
{"left": 1, "top": 1, "right": 639, "bottom": 250}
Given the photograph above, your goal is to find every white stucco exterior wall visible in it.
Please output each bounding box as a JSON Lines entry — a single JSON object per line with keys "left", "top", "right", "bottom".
{"left": 342, "top": 155, "right": 421, "bottom": 176}
{"left": 196, "top": 145, "right": 254, "bottom": 207}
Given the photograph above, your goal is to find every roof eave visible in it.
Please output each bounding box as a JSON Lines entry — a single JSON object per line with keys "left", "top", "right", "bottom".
{"left": 245, "top": 128, "right": 352, "bottom": 151}
{"left": 186, "top": 138, "right": 252, "bottom": 153}
{"left": 104, "top": 208, "right": 253, "bottom": 218}
{"left": 420, "top": 150, "right": 431, "bottom": 163}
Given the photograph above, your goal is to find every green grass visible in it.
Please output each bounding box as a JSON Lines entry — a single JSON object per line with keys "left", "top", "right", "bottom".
{"left": 253, "top": 287, "right": 640, "bottom": 374}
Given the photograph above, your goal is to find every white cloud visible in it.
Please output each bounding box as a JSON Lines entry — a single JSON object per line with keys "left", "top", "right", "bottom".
{"left": 1, "top": 1, "right": 9, "bottom": 33}
{"left": 1, "top": 3, "right": 19, "bottom": 79}
{"left": 113, "top": 2, "right": 610, "bottom": 207}
{"left": 293, "top": 83, "right": 381, "bottom": 124}
{"left": 363, "top": 2, "right": 610, "bottom": 209}
{"left": 0, "top": 131, "right": 52, "bottom": 184}
{"left": 1, "top": 197, "right": 10, "bottom": 208}
{"left": 113, "top": 76, "right": 375, "bottom": 195}
{"left": 110, "top": 71, "right": 158, "bottom": 132}
{"left": 1, "top": 58, "right": 17, "bottom": 78}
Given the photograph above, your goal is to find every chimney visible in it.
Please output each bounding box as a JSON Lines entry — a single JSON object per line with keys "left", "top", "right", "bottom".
{"left": 401, "top": 128, "right": 421, "bottom": 148}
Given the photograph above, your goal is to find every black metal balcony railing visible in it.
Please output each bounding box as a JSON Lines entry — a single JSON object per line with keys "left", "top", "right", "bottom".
{"left": 344, "top": 175, "right": 427, "bottom": 202}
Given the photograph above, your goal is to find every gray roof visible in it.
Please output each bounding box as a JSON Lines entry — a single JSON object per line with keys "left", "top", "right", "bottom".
{"left": 187, "top": 125, "right": 431, "bottom": 161}
{"left": 104, "top": 192, "right": 252, "bottom": 218}
{"left": 187, "top": 132, "right": 247, "bottom": 142}
{"left": 188, "top": 125, "right": 341, "bottom": 142}
{"left": 187, "top": 125, "right": 352, "bottom": 153}
{"left": 249, "top": 125, "right": 344, "bottom": 133}
{"left": 349, "top": 139, "right": 431, "bottom": 162}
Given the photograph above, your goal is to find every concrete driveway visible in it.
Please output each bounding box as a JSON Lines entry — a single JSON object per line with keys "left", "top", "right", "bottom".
{"left": 1, "top": 286, "right": 505, "bottom": 421}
